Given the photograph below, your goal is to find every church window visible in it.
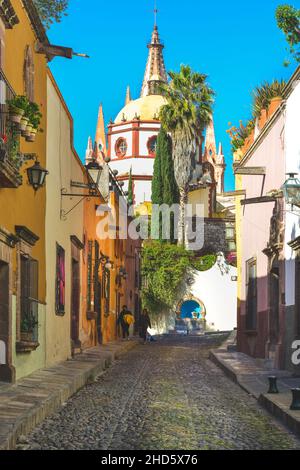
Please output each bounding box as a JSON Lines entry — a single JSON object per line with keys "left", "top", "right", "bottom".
{"left": 115, "top": 138, "right": 128, "bottom": 157}
{"left": 148, "top": 136, "right": 157, "bottom": 156}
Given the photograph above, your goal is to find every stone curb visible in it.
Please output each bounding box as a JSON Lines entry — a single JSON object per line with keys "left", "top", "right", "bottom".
{"left": 210, "top": 348, "right": 300, "bottom": 437}
{"left": 0, "top": 340, "right": 138, "bottom": 450}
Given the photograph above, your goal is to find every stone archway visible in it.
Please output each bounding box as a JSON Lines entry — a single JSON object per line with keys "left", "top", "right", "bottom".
{"left": 175, "top": 295, "right": 206, "bottom": 333}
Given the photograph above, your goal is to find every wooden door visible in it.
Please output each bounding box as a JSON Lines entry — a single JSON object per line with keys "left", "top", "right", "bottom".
{"left": 0, "top": 261, "right": 9, "bottom": 366}
{"left": 71, "top": 258, "right": 80, "bottom": 343}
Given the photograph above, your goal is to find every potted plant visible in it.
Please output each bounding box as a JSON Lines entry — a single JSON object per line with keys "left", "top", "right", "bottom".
{"left": 26, "top": 102, "right": 42, "bottom": 142}
{"left": 7, "top": 95, "right": 29, "bottom": 125}
{"left": 20, "top": 116, "right": 30, "bottom": 133}
{"left": 20, "top": 312, "right": 39, "bottom": 342}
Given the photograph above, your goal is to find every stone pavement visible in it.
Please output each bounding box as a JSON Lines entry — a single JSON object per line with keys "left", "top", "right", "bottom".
{"left": 210, "top": 334, "right": 300, "bottom": 436}
{"left": 0, "top": 339, "right": 138, "bottom": 450}
{"left": 18, "top": 335, "right": 300, "bottom": 450}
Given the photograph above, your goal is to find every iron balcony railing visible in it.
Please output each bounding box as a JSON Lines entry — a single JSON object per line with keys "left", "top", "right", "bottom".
{"left": 0, "top": 68, "right": 15, "bottom": 142}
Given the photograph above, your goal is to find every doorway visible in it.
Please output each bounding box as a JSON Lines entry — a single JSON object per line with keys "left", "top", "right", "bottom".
{"left": 269, "top": 258, "right": 280, "bottom": 345}
{"left": 71, "top": 258, "right": 80, "bottom": 346}
{"left": 0, "top": 261, "right": 9, "bottom": 380}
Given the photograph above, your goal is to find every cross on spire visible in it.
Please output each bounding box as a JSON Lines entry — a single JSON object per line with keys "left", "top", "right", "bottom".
{"left": 154, "top": 0, "right": 158, "bottom": 27}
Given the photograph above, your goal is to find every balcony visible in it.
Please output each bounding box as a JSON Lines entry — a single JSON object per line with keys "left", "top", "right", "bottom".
{"left": 0, "top": 70, "right": 29, "bottom": 188}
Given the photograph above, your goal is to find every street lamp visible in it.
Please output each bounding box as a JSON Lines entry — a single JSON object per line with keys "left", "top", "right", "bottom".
{"left": 85, "top": 159, "right": 103, "bottom": 192}
{"left": 281, "top": 173, "right": 300, "bottom": 208}
{"left": 27, "top": 160, "right": 49, "bottom": 191}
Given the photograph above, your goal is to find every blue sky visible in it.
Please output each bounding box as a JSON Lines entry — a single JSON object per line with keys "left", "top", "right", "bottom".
{"left": 47, "top": 0, "right": 299, "bottom": 191}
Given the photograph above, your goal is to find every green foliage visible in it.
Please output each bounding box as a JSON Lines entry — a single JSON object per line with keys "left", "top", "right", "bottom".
{"left": 227, "top": 119, "right": 255, "bottom": 153}
{"left": 142, "top": 242, "right": 192, "bottom": 315}
{"left": 151, "top": 129, "right": 179, "bottom": 242}
{"left": 191, "top": 254, "right": 216, "bottom": 271}
{"left": 127, "top": 167, "right": 134, "bottom": 206}
{"left": 142, "top": 242, "right": 217, "bottom": 316}
{"left": 21, "top": 312, "right": 39, "bottom": 333}
{"left": 276, "top": 4, "right": 300, "bottom": 64}
{"left": 33, "top": 0, "right": 69, "bottom": 29}
{"left": 227, "top": 79, "right": 286, "bottom": 154}
{"left": 26, "top": 102, "right": 43, "bottom": 130}
{"left": 252, "top": 80, "right": 286, "bottom": 118}
{"left": 159, "top": 65, "right": 215, "bottom": 245}
{"left": 151, "top": 133, "right": 163, "bottom": 206}
{"left": 8, "top": 95, "right": 29, "bottom": 112}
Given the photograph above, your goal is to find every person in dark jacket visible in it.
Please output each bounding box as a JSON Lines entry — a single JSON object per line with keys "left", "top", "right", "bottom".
{"left": 140, "top": 308, "right": 152, "bottom": 344}
{"left": 117, "top": 305, "right": 133, "bottom": 340}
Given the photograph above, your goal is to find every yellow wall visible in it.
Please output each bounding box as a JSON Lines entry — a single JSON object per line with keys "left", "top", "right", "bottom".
{"left": 12, "top": 297, "right": 46, "bottom": 381}
{"left": 0, "top": 0, "right": 47, "bottom": 302}
{"left": 45, "top": 72, "right": 84, "bottom": 366}
{"left": 188, "top": 187, "right": 210, "bottom": 218}
{"left": 0, "top": 1, "right": 48, "bottom": 380}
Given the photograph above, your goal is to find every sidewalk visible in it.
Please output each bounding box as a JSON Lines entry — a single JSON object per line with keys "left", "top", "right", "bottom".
{"left": 0, "top": 339, "right": 138, "bottom": 450}
{"left": 210, "top": 334, "right": 300, "bottom": 436}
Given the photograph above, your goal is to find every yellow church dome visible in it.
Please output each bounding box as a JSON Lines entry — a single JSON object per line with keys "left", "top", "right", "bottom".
{"left": 115, "top": 95, "right": 167, "bottom": 124}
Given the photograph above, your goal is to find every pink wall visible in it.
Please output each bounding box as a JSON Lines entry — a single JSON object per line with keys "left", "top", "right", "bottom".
{"left": 241, "top": 114, "right": 285, "bottom": 308}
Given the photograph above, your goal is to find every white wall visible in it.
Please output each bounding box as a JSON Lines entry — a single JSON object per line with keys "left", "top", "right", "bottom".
{"left": 191, "top": 263, "right": 237, "bottom": 331}
{"left": 284, "top": 78, "right": 300, "bottom": 306}
{"left": 110, "top": 129, "right": 133, "bottom": 159}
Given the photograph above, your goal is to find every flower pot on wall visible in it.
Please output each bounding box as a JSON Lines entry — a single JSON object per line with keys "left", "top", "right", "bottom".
{"left": 9, "top": 105, "right": 24, "bottom": 124}
{"left": 24, "top": 124, "right": 33, "bottom": 138}
{"left": 26, "top": 128, "right": 37, "bottom": 142}
{"left": 20, "top": 117, "right": 29, "bottom": 133}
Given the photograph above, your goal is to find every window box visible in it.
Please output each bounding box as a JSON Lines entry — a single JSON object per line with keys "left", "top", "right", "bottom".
{"left": 16, "top": 339, "right": 40, "bottom": 354}
{"left": 0, "top": 148, "right": 22, "bottom": 188}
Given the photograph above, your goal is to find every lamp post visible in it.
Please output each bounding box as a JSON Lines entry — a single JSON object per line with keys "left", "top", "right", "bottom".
{"left": 281, "top": 173, "right": 300, "bottom": 209}
{"left": 27, "top": 160, "right": 49, "bottom": 191}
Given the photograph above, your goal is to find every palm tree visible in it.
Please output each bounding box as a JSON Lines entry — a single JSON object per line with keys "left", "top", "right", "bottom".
{"left": 159, "top": 65, "right": 214, "bottom": 246}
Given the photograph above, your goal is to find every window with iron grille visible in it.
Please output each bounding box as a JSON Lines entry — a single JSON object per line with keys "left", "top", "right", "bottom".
{"left": 246, "top": 258, "right": 257, "bottom": 330}
{"left": 20, "top": 255, "right": 39, "bottom": 341}
{"left": 55, "top": 244, "right": 65, "bottom": 315}
{"left": 87, "top": 240, "right": 93, "bottom": 311}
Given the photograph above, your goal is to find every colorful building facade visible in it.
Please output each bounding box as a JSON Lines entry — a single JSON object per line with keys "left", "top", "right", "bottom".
{"left": 0, "top": 0, "right": 48, "bottom": 382}
{"left": 235, "top": 66, "right": 300, "bottom": 372}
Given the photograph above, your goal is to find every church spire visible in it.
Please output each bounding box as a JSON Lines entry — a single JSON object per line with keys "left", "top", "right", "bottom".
{"left": 204, "top": 118, "right": 217, "bottom": 163}
{"left": 141, "top": 24, "right": 168, "bottom": 97}
{"left": 95, "top": 104, "right": 107, "bottom": 159}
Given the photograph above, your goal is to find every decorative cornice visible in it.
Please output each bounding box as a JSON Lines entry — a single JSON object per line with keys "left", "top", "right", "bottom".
{"left": 15, "top": 226, "right": 39, "bottom": 246}
{"left": 0, "top": 0, "right": 19, "bottom": 28}
{"left": 282, "top": 65, "right": 300, "bottom": 101}
{"left": 22, "top": 0, "right": 49, "bottom": 44}
{"left": 0, "top": 226, "right": 18, "bottom": 247}
{"left": 288, "top": 236, "right": 300, "bottom": 252}
{"left": 70, "top": 235, "right": 84, "bottom": 250}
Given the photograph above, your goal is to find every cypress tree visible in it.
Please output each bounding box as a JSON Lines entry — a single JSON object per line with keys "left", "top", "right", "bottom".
{"left": 152, "top": 128, "right": 179, "bottom": 242}
{"left": 127, "top": 167, "right": 134, "bottom": 206}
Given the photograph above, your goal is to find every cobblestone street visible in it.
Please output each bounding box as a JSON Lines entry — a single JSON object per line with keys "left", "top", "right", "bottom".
{"left": 21, "top": 336, "right": 300, "bottom": 451}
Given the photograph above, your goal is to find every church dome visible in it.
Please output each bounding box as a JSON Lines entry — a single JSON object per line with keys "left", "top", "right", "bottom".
{"left": 115, "top": 94, "right": 166, "bottom": 124}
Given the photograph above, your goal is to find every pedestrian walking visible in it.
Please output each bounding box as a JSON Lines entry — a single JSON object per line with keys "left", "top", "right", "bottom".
{"left": 139, "top": 308, "right": 152, "bottom": 344}
{"left": 117, "top": 305, "right": 134, "bottom": 340}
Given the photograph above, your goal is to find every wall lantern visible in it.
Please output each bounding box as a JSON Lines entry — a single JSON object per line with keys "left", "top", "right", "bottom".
{"left": 27, "top": 160, "right": 49, "bottom": 191}
{"left": 100, "top": 255, "right": 113, "bottom": 271}
{"left": 85, "top": 159, "right": 103, "bottom": 193}
{"left": 281, "top": 173, "right": 300, "bottom": 208}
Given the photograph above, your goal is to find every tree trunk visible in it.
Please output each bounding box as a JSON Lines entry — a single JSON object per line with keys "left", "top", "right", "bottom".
{"left": 178, "top": 186, "right": 188, "bottom": 247}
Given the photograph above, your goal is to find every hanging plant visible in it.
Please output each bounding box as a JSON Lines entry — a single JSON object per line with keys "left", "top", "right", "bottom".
{"left": 25, "top": 102, "right": 43, "bottom": 142}
{"left": 7, "top": 95, "right": 29, "bottom": 125}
